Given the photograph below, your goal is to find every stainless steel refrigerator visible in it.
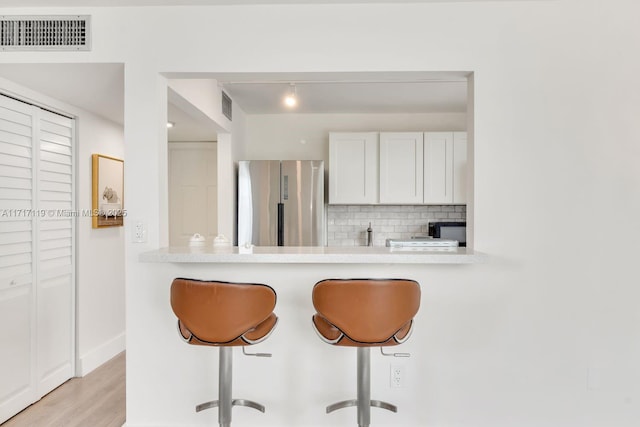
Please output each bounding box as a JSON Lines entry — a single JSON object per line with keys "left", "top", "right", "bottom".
{"left": 238, "top": 160, "right": 325, "bottom": 246}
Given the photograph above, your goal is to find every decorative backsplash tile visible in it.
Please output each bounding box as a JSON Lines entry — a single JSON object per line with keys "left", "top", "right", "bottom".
{"left": 327, "top": 205, "right": 466, "bottom": 246}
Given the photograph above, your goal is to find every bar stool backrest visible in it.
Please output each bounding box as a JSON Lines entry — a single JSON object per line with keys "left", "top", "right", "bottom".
{"left": 312, "top": 279, "right": 420, "bottom": 345}
{"left": 171, "top": 278, "right": 276, "bottom": 344}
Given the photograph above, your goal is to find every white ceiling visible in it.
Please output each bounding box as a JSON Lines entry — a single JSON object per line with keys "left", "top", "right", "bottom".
{"left": 0, "top": 65, "right": 468, "bottom": 142}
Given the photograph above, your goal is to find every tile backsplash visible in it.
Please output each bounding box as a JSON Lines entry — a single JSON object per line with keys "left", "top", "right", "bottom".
{"left": 327, "top": 205, "right": 466, "bottom": 247}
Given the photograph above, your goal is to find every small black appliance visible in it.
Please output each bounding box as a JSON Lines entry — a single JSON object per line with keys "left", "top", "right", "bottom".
{"left": 428, "top": 221, "right": 466, "bottom": 247}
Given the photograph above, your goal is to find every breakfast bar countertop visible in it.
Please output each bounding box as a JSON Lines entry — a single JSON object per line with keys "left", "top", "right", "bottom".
{"left": 139, "top": 245, "right": 485, "bottom": 264}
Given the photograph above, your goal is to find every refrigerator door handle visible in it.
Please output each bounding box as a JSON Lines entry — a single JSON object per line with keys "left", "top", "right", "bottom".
{"left": 277, "top": 203, "right": 284, "bottom": 246}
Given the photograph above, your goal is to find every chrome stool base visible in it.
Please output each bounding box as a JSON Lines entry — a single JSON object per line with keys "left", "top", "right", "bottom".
{"left": 326, "top": 399, "right": 397, "bottom": 414}
{"left": 326, "top": 347, "right": 397, "bottom": 427}
{"left": 196, "top": 398, "right": 266, "bottom": 413}
{"left": 196, "top": 347, "right": 266, "bottom": 427}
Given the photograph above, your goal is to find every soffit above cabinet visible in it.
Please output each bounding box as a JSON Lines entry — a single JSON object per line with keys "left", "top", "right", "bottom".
{"left": 209, "top": 71, "right": 469, "bottom": 115}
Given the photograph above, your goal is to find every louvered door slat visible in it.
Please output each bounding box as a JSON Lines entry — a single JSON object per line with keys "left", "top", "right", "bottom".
{"left": 0, "top": 129, "right": 31, "bottom": 147}
{"left": 40, "top": 132, "right": 71, "bottom": 149}
{"left": 0, "top": 176, "right": 31, "bottom": 190}
{"left": 39, "top": 161, "right": 70, "bottom": 175}
{"left": 0, "top": 141, "right": 31, "bottom": 159}
{"left": 39, "top": 170, "right": 71, "bottom": 184}
{"left": 40, "top": 120, "right": 72, "bottom": 139}
{"left": 40, "top": 141, "right": 72, "bottom": 156}
{"left": 0, "top": 242, "right": 31, "bottom": 258}
{"left": 0, "top": 164, "right": 31, "bottom": 179}
{"left": 0, "top": 105, "right": 32, "bottom": 127}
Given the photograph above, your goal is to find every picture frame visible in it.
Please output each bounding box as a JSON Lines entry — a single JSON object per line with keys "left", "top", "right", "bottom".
{"left": 92, "top": 154, "right": 124, "bottom": 228}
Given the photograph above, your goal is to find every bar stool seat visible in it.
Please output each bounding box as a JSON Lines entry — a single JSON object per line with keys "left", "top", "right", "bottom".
{"left": 312, "top": 278, "right": 420, "bottom": 427}
{"left": 171, "top": 278, "right": 278, "bottom": 427}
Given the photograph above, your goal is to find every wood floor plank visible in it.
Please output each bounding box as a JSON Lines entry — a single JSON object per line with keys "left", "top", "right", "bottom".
{"left": 2, "top": 352, "right": 125, "bottom": 427}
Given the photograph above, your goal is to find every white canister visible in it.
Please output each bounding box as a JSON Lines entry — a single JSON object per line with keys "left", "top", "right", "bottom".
{"left": 213, "top": 234, "right": 231, "bottom": 247}
{"left": 188, "top": 233, "right": 206, "bottom": 247}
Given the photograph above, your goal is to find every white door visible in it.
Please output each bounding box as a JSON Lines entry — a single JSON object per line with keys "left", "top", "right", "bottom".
{"left": 169, "top": 143, "right": 217, "bottom": 246}
{"left": 453, "top": 132, "right": 468, "bottom": 204}
{"left": 329, "top": 132, "right": 378, "bottom": 204}
{"left": 379, "top": 132, "right": 424, "bottom": 204}
{"left": 0, "top": 95, "right": 75, "bottom": 424}
{"left": 424, "top": 132, "right": 454, "bottom": 204}
{"left": 0, "top": 95, "right": 37, "bottom": 424}
{"left": 36, "top": 109, "right": 75, "bottom": 397}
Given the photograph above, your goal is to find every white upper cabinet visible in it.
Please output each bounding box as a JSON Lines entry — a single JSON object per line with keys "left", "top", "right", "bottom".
{"left": 423, "top": 132, "right": 468, "bottom": 204}
{"left": 424, "top": 132, "right": 453, "bottom": 204}
{"left": 329, "top": 132, "right": 378, "bottom": 204}
{"left": 329, "top": 131, "right": 467, "bottom": 205}
{"left": 379, "top": 132, "right": 424, "bottom": 204}
{"left": 453, "top": 132, "right": 468, "bottom": 204}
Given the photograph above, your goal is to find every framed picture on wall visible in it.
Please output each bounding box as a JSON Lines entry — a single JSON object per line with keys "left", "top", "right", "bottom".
{"left": 92, "top": 154, "right": 124, "bottom": 228}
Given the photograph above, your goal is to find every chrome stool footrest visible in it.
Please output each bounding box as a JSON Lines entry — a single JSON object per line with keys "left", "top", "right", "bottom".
{"left": 196, "top": 400, "right": 219, "bottom": 412}
{"left": 232, "top": 399, "right": 265, "bottom": 413}
{"left": 371, "top": 399, "right": 397, "bottom": 412}
{"left": 196, "top": 399, "right": 265, "bottom": 413}
{"left": 326, "top": 399, "right": 397, "bottom": 414}
{"left": 326, "top": 399, "right": 357, "bottom": 413}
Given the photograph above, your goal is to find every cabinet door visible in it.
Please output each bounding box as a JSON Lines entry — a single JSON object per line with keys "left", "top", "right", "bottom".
{"left": 329, "top": 132, "right": 378, "bottom": 204}
{"left": 424, "top": 132, "right": 454, "bottom": 204}
{"left": 453, "top": 132, "right": 468, "bottom": 204}
{"left": 379, "top": 132, "right": 424, "bottom": 204}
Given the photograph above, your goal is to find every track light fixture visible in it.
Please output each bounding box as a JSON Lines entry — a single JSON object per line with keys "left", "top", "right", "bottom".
{"left": 284, "top": 83, "right": 297, "bottom": 108}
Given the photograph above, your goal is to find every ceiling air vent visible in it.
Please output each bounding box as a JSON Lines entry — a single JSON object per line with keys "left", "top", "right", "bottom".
{"left": 221, "top": 91, "right": 232, "bottom": 121}
{"left": 1, "top": 15, "right": 91, "bottom": 51}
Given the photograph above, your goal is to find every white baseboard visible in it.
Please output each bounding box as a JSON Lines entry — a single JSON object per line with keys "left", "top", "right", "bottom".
{"left": 78, "top": 332, "right": 126, "bottom": 376}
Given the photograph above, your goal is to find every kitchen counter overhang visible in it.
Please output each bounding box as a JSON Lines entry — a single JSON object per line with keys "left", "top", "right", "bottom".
{"left": 139, "top": 246, "right": 485, "bottom": 264}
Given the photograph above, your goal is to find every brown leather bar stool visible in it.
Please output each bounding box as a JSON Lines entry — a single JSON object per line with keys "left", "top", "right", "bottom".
{"left": 170, "top": 278, "right": 278, "bottom": 427}
{"left": 312, "top": 278, "right": 421, "bottom": 427}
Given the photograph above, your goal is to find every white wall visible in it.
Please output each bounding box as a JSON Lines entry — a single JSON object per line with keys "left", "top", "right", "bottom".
{"left": 228, "top": 102, "right": 248, "bottom": 244}
{"left": 245, "top": 112, "right": 465, "bottom": 161}
{"left": 76, "top": 113, "right": 125, "bottom": 375}
{"left": 2, "top": 0, "right": 639, "bottom": 425}
{"left": 0, "top": 76, "right": 126, "bottom": 376}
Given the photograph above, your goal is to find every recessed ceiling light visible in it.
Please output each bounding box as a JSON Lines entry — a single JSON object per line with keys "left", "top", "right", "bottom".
{"left": 284, "top": 83, "right": 297, "bottom": 108}
{"left": 167, "top": 122, "right": 175, "bottom": 128}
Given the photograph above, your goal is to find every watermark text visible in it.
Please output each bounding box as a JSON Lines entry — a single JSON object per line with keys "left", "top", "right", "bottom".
{"left": 0, "top": 209, "right": 127, "bottom": 218}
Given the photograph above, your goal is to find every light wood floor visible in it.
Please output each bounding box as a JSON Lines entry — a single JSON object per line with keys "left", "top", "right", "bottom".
{"left": 2, "top": 352, "right": 126, "bottom": 427}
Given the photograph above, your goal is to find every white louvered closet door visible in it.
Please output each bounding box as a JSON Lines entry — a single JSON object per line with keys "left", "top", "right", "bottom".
{"left": 0, "top": 94, "right": 74, "bottom": 424}
{"left": 36, "top": 109, "right": 74, "bottom": 397}
{"left": 0, "top": 95, "right": 38, "bottom": 424}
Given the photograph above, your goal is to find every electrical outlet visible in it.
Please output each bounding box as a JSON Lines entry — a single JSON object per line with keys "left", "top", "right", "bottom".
{"left": 390, "top": 364, "right": 403, "bottom": 388}
{"left": 133, "top": 221, "right": 147, "bottom": 243}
